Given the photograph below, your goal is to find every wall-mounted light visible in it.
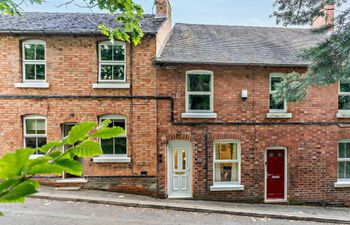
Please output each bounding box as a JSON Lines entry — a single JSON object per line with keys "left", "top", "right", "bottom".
{"left": 241, "top": 90, "right": 248, "bottom": 100}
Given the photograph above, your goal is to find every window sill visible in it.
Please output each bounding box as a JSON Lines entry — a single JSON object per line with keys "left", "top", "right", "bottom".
{"left": 15, "top": 82, "right": 50, "bottom": 89}
{"left": 181, "top": 113, "right": 217, "bottom": 119}
{"left": 92, "top": 83, "right": 130, "bottom": 89}
{"left": 210, "top": 184, "right": 244, "bottom": 191}
{"left": 29, "top": 154, "right": 44, "bottom": 160}
{"left": 266, "top": 112, "right": 292, "bottom": 119}
{"left": 336, "top": 111, "right": 350, "bottom": 118}
{"left": 56, "top": 178, "right": 88, "bottom": 184}
{"left": 335, "top": 181, "right": 350, "bottom": 188}
{"left": 92, "top": 156, "right": 131, "bottom": 163}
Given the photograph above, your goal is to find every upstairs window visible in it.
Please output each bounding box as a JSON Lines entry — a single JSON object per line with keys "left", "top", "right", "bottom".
{"left": 99, "top": 115, "right": 127, "bottom": 156}
{"left": 339, "top": 81, "right": 350, "bottom": 111}
{"left": 186, "top": 71, "right": 213, "bottom": 113}
{"left": 23, "top": 115, "right": 47, "bottom": 155}
{"left": 338, "top": 141, "right": 350, "bottom": 181}
{"left": 269, "top": 74, "right": 286, "bottom": 112}
{"left": 22, "top": 40, "right": 46, "bottom": 81}
{"left": 98, "top": 41, "right": 126, "bottom": 82}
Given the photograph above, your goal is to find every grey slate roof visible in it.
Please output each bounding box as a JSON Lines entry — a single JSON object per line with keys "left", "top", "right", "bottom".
{"left": 0, "top": 12, "right": 166, "bottom": 35}
{"left": 157, "top": 23, "right": 326, "bottom": 66}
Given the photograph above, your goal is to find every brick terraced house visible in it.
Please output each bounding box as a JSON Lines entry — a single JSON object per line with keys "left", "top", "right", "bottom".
{"left": 1, "top": 0, "right": 350, "bottom": 205}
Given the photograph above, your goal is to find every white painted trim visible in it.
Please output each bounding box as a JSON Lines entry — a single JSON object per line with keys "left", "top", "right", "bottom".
{"left": 167, "top": 140, "right": 193, "bottom": 198}
{"left": 98, "top": 41, "right": 126, "bottom": 83}
{"left": 335, "top": 181, "right": 350, "bottom": 188}
{"left": 210, "top": 185, "right": 244, "bottom": 191}
{"left": 29, "top": 154, "right": 44, "bottom": 159}
{"left": 185, "top": 70, "right": 214, "bottom": 113}
{"left": 264, "top": 147, "right": 288, "bottom": 203}
{"left": 15, "top": 82, "right": 49, "bottom": 89}
{"left": 22, "top": 40, "right": 47, "bottom": 82}
{"left": 92, "top": 83, "right": 130, "bottom": 89}
{"left": 92, "top": 155, "right": 131, "bottom": 163}
{"left": 266, "top": 112, "right": 292, "bottom": 119}
{"left": 269, "top": 73, "right": 287, "bottom": 113}
{"left": 56, "top": 178, "right": 88, "bottom": 183}
{"left": 337, "top": 110, "right": 350, "bottom": 118}
{"left": 181, "top": 113, "right": 217, "bottom": 119}
{"left": 24, "top": 115, "right": 47, "bottom": 158}
{"left": 212, "top": 140, "right": 242, "bottom": 189}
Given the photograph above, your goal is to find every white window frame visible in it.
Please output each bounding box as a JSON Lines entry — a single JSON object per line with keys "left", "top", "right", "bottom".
{"left": 98, "top": 41, "right": 126, "bottom": 83}
{"left": 185, "top": 70, "right": 214, "bottom": 113}
{"left": 22, "top": 40, "right": 46, "bottom": 82}
{"left": 337, "top": 140, "right": 350, "bottom": 183}
{"left": 93, "top": 115, "right": 130, "bottom": 163}
{"left": 210, "top": 140, "right": 244, "bottom": 191}
{"left": 23, "top": 115, "right": 47, "bottom": 157}
{"left": 269, "top": 73, "right": 287, "bottom": 113}
{"left": 338, "top": 81, "right": 350, "bottom": 114}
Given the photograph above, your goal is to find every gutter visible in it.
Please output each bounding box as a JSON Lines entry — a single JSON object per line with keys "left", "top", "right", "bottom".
{"left": 0, "top": 30, "right": 157, "bottom": 36}
{"left": 0, "top": 95, "right": 349, "bottom": 126}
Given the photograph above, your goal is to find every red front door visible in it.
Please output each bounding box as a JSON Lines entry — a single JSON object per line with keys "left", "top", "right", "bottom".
{"left": 266, "top": 150, "right": 285, "bottom": 200}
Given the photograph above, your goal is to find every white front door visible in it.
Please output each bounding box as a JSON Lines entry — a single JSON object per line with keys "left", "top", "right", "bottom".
{"left": 167, "top": 141, "right": 192, "bottom": 198}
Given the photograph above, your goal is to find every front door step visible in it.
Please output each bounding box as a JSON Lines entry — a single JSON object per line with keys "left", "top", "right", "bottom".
{"left": 55, "top": 186, "right": 81, "bottom": 191}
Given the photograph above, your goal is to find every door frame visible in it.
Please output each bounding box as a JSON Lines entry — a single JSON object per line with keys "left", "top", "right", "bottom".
{"left": 264, "top": 147, "right": 288, "bottom": 202}
{"left": 167, "top": 140, "right": 193, "bottom": 198}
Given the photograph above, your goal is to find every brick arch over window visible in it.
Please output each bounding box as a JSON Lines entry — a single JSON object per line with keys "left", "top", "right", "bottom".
{"left": 209, "top": 132, "right": 242, "bottom": 141}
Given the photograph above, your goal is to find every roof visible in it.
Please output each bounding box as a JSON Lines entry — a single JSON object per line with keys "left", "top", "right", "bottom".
{"left": 0, "top": 12, "right": 166, "bottom": 35}
{"left": 156, "top": 23, "right": 326, "bottom": 66}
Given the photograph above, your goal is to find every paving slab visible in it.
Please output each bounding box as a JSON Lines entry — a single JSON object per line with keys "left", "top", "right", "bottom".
{"left": 30, "top": 186, "right": 350, "bottom": 224}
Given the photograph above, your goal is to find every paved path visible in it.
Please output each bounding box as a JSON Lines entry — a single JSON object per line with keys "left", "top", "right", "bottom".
{"left": 0, "top": 198, "right": 339, "bottom": 225}
{"left": 29, "top": 186, "right": 350, "bottom": 224}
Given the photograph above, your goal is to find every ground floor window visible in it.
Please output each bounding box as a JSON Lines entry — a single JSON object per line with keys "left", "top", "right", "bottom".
{"left": 213, "top": 140, "right": 241, "bottom": 186}
{"left": 338, "top": 141, "right": 350, "bottom": 181}
{"left": 99, "top": 115, "right": 127, "bottom": 156}
{"left": 23, "top": 115, "right": 47, "bottom": 155}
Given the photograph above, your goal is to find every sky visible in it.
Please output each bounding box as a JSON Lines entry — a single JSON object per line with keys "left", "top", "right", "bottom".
{"left": 15, "top": 0, "right": 288, "bottom": 27}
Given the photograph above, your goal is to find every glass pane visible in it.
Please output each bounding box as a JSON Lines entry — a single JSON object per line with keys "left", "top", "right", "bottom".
{"left": 24, "top": 44, "right": 35, "bottom": 60}
{"left": 215, "top": 143, "right": 237, "bottom": 160}
{"left": 270, "top": 77, "right": 283, "bottom": 92}
{"left": 101, "top": 44, "right": 113, "bottom": 61}
{"left": 25, "top": 64, "right": 35, "bottom": 80}
{"left": 113, "top": 119, "right": 125, "bottom": 130}
{"left": 100, "top": 65, "right": 113, "bottom": 80}
{"left": 182, "top": 149, "right": 186, "bottom": 170}
{"left": 189, "top": 95, "right": 210, "bottom": 110}
{"left": 339, "top": 161, "right": 345, "bottom": 179}
{"left": 36, "top": 44, "right": 45, "bottom": 60}
{"left": 339, "top": 143, "right": 346, "bottom": 158}
{"left": 113, "top": 45, "right": 125, "bottom": 61}
{"left": 25, "top": 137, "right": 37, "bottom": 148}
{"left": 214, "top": 163, "right": 238, "bottom": 182}
{"left": 347, "top": 143, "right": 350, "bottom": 158}
{"left": 188, "top": 74, "right": 211, "bottom": 92}
{"left": 36, "top": 119, "right": 46, "bottom": 134}
{"left": 339, "top": 96, "right": 350, "bottom": 110}
{"left": 37, "top": 138, "right": 47, "bottom": 147}
{"left": 174, "top": 149, "right": 178, "bottom": 170}
{"left": 36, "top": 65, "right": 45, "bottom": 80}
{"left": 346, "top": 162, "right": 350, "bottom": 179}
{"left": 340, "top": 82, "right": 350, "bottom": 93}
{"left": 25, "top": 119, "right": 36, "bottom": 134}
{"left": 113, "top": 65, "right": 125, "bottom": 80}
{"left": 270, "top": 94, "right": 284, "bottom": 110}
{"left": 115, "top": 137, "right": 127, "bottom": 154}
{"left": 101, "top": 138, "right": 114, "bottom": 154}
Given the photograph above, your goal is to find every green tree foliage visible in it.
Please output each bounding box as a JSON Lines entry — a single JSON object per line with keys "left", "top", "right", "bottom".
{"left": 0, "top": 120, "right": 124, "bottom": 212}
{"left": 272, "top": 0, "right": 350, "bottom": 101}
{"left": 0, "top": 0, "right": 144, "bottom": 45}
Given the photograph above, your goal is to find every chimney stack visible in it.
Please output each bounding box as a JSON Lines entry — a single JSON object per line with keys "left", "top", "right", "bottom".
{"left": 155, "top": 0, "right": 172, "bottom": 18}
{"left": 312, "top": 1, "right": 335, "bottom": 31}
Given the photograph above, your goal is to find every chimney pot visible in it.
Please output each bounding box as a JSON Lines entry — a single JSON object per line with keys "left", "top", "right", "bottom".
{"left": 312, "top": 2, "right": 335, "bottom": 31}
{"left": 155, "top": 0, "right": 171, "bottom": 18}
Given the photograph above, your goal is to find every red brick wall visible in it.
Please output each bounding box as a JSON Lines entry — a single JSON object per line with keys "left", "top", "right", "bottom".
{"left": 156, "top": 64, "right": 350, "bottom": 205}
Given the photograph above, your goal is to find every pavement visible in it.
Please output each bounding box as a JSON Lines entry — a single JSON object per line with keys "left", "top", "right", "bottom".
{"left": 30, "top": 186, "right": 350, "bottom": 224}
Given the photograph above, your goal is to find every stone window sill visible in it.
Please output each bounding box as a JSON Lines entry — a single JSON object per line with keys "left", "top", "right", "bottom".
{"left": 336, "top": 111, "right": 350, "bottom": 118}
{"left": 335, "top": 181, "right": 350, "bottom": 188}
{"left": 92, "top": 83, "right": 130, "bottom": 89}
{"left": 56, "top": 178, "right": 88, "bottom": 184}
{"left": 266, "top": 112, "right": 292, "bottom": 119}
{"left": 29, "top": 154, "right": 44, "bottom": 160}
{"left": 181, "top": 113, "right": 217, "bottom": 119}
{"left": 210, "top": 184, "right": 244, "bottom": 191}
{"left": 92, "top": 155, "right": 131, "bottom": 163}
{"left": 15, "top": 82, "right": 50, "bottom": 89}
